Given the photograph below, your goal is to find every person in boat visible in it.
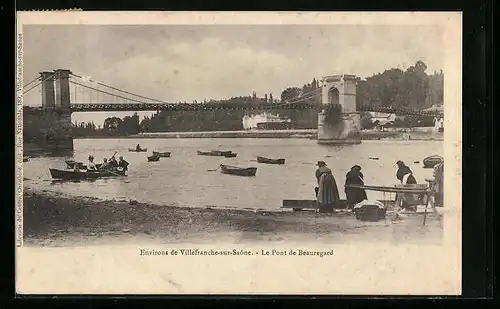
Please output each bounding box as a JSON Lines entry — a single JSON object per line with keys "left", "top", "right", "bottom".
{"left": 136, "top": 144, "right": 141, "bottom": 151}
{"left": 433, "top": 162, "right": 444, "bottom": 207}
{"left": 396, "top": 160, "right": 417, "bottom": 184}
{"left": 315, "top": 161, "right": 340, "bottom": 213}
{"left": 344, "top": 165, "right": 368, "bottom": 209}
{"left": 118, "top": 156, "right": 129, "bottom": 172}
{"left": 87, "top": 155, "right": 97, "bottom": 171}
{"left": 108, "top": 156, "right": 118, "bottom": 169}
{"left": 99, "top": 158, "right": 109, "bottom": 171}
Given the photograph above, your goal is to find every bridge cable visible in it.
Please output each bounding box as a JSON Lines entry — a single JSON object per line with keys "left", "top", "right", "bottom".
{"left": 23, "top": 76, "right": 39, "bottom": 89}
{"left": 22, "top": 72, "right": 56, "bottom": 95}
{"left": 69, "top": 73, "right": 165, "bottom": 103}
{"left": 69, "top": 80, "right": 144, "bottom": 103}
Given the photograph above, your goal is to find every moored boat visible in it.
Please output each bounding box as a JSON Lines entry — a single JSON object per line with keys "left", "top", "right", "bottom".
{"left": 256, "top": 156, "right": 285, "bottom": 165}
{"left": 224, "top": 153, "right": 237, "bottom": 158}
{"left": 147, "top": 155, "right": 160, "bottom": 162}
{"left": 128, "top": 148, "right": 148, "bottom": 152}
{"left": 49, "top": 167, "right": 126, "bottom": 180}
{"left": 197, "top": 150, "right": 233, "bottom": 157}
{"left": 220, "top": 164, "right": 257, "bottom": 177}
{"left": 152, "top": 151, "right": 171, "bottom": 158}
{"left": 423, "top": 155, "right": 443, "bottom": 168}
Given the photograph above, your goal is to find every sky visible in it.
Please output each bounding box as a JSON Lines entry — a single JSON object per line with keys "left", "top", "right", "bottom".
{"left": 22, "top": 24, "right": 443, "bottom": 125}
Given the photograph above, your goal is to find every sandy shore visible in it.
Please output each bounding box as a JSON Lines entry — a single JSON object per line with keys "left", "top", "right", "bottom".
{"left": 23, "top": 187, "right": 444, "bottom": 247}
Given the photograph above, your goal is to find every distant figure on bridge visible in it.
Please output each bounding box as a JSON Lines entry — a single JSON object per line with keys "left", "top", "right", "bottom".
{"left": 118, "top": 156, "right": 129, "bottom": 172}
{"left": 88, "top": 155, "right": 97, "bottom": 171}
{"left": 396, "top": 160, "right": 417, "bottom": 184}
{"left": 344, "top": 165, "right": 368, "bottom": 209}
{"left": 136, "top": 144, "right": 142, "bottom": 151}
{"left": 315, "top": 161, "right": 340, "bottom": 213}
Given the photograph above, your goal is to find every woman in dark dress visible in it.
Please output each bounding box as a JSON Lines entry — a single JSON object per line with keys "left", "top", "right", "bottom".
{"left": 344, "top": 165, "right": 368, "bottom": 209}
{"left": 314, "top": 161, "right": 340, "bottom": 213}
{"left": 396, "top": 160, "right": 417, "bottom": 184}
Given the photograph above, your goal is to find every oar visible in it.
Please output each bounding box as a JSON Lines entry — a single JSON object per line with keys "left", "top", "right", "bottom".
{"left": 207, "top": 165, "right": 220, "bottom": 172}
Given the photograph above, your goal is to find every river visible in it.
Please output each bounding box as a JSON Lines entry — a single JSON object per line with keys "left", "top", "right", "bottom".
{"left": 23, "top": 138, "right": 443, "bottom": 210}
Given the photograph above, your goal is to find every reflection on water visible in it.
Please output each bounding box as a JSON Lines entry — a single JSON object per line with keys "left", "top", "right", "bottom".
{"left": 23, "top": 138, "right": 443, "bottom": 210}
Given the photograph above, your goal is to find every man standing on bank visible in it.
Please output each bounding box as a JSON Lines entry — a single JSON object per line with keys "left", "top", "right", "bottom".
{"left": 344, "top": 165, "right": 368, "bottom": 209}
{"left": 315, "top": 161, "right": 340, "bottom": 213}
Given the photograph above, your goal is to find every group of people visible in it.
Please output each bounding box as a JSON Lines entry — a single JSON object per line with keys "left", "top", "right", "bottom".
{"left": 85, "top": 154, "right": 129, "bottom": 172}
{"left": 314, "top": 159, "right": 444, "bottom": 212}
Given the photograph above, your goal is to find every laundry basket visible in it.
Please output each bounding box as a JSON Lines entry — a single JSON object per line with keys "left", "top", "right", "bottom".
{"left": 353, "top": 200, "right": 387, "bottom": 222}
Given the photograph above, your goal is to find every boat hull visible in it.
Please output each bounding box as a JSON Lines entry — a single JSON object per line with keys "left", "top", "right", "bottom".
{"left": 197, "top": 150, "right": 233, "bottom": 156}
{"left": 256, "top": 156, "right": 285, "bottom": 164}
{"left": 128, "top": 148, "right": 148, "bottom": 152}
{"left": 220, "top": 165, "right": 257, "bottom": 177}
{"left": 423, "top": 155, "right": 443, "bottom": 168}
{"left": 147, "top": 156, "right": 160, "bottom": 162}
{"left": 49, "top": 168, "right": 126, "bottom": 180}
{"left": 153, "top": 151, "right": 171, "bottom": 158}
{"left": 224, "top": 153, "right": 237, "bottom": 158}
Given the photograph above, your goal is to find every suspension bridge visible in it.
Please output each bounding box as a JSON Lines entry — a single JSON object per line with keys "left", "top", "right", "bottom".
{"left": 22, "top": 69, "right": 444, "bottom": 152}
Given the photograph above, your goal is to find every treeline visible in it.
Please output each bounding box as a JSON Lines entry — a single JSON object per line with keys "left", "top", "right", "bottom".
{"left": 73, "top": 61, "right": 443, "bottom": 136}
{"left": 356, "top": 61, "right": 443, "bottom": 109}
{"left": 72, "top": 113, "right": 140, "bottom": 137}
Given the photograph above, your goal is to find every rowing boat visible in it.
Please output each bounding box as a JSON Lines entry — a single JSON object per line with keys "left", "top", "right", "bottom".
{"left": 49, "top": 167, "right": 126, "bottom": 180}
{"left": 422, "top": 155, "right": 443, "bottom": 168}
{"left": 128, "top": 148, "right": 148, "bottom": 152}
{"left": 220, "top": 164, "right": 257, "bottom": 177}
{"left": 152, "top": 151, "right": 171, "bottom": 158}
{"left": 256, "top": 156, "right": 285, "bottom": 164}
{"left": 224, "top": 153, "right": 237, "bottom": 158}
{"left": 147, "top": 155, "right": 160, "bottom": 162}
{"left": 197, "top": 150, "right": 233, "bottom": 156}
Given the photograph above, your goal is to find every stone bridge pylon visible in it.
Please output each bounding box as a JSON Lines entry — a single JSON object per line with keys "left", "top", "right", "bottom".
{"left": 317, "top": 74, "right": 361, "bottom": 144}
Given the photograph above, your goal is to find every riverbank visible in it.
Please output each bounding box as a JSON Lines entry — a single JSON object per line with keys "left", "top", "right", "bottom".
{"left": 23, "top": 187, "right": 443, "bottom": 247}
{"left": 71, "top": 129, "right": 443, "bottom": 141}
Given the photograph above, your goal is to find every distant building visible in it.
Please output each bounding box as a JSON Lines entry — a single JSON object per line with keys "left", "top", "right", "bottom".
{"left": 369, "top": 112, "right": 396, "bottom": 129}
{"left": 242, "top": 113, "right": 291, "bottom": 130}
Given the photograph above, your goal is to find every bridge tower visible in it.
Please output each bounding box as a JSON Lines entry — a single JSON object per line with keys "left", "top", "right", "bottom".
{"left": 317, "top": 74, "right": 361, "bottom": 144}
{"left": 28, "top": 69, "right": 74, "bottom": 153}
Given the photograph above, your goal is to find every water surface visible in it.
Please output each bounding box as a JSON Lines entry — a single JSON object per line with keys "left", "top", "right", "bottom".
{"left": 23, "top": 138, "right": 443, "bottom": 210}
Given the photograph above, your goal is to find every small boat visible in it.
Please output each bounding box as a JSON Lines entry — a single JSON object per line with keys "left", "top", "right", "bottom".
{"left": 224, "top": 153, "right": 237, "bottom": 158}
{"left": 220, "top": 164, "right": 257, "bottom": 177}
{"left": 23, "top": 157, "right": 30, "bottom": 162}
{"left": 128, "top": 148, "right": 148, "bottom": 152}
{"left": 147, "top": 155, "right": 160, "bottom": 162}
{"left": 197, "top": 150, "right": 233, "bottom": 157}
{"left": 423, "top": 155, "right": 443, "bottom": 168}
{"left": 153, "top": 151, "right": 171, "bottom": 158}
{"left": 256, "top": 156, "right": 285, "bottom": 165}
{"left": 49, "top": 167, "right": 126, "bottom": 180}
{"left": 368, "top": 157, "right": 379, "bottom": 160}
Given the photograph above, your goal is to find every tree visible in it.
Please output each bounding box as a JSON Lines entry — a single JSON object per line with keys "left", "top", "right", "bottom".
{"left": 280, "top": 87, "right": 302, "bottom": 103}
{"left": 269, "top": 93, "right": 273, "bottom": 103}
{"left": 264, "top": 93, "right": 268, "bottom": 103}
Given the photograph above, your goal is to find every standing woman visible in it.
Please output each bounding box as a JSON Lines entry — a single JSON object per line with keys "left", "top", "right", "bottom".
{"left": 396, "top": 160, "right": 417, "bottom": 184}
{"left": 396, "top": 160, "right": 418, "bottom": 210}
{"left": 315, "top": 161, "right": 340, "bottom": 213}
{"left": 433, "top": 162, "right": 444, "bottom": 207}
{"left": 344, "top": 165, "right": 368, "bottom": 209}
